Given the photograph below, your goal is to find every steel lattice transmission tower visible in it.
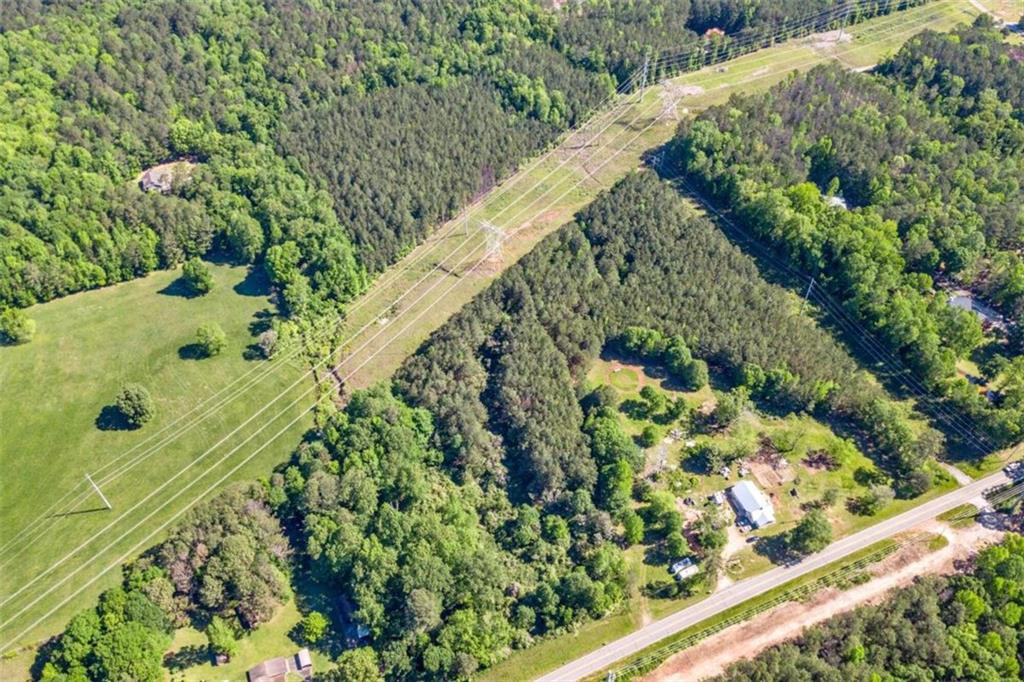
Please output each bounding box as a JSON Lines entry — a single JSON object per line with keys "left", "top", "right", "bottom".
{"left": 475, "top": 220, "right": 505, "bottom": 274}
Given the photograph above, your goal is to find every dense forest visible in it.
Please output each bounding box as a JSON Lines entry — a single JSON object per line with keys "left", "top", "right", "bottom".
{"left": 38, "top": 171, "right": 948, "bottom": 680}
{"left": 668, "top": 16, "right": 1024, "bottom": 447}
{"left": 396, "top": 171, "right": 941, "bottom": 496}
{"left": 714, "top": 534, "right": 1024, "bottom": 681}
{"left": 0, "top": 0, "right": 929, "bottom": 313}
{"left": 0, "top": 0, "right": 597, "bottom": 308}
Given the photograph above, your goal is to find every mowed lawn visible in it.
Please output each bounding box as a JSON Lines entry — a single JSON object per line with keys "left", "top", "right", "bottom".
{"left": 0, "top": 263, "right": 312, "bottom": 662}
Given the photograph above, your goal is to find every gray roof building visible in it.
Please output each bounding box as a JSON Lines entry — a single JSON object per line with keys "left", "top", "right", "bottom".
{"left": 246, "top": 648, "right": 313, "bottom": 682}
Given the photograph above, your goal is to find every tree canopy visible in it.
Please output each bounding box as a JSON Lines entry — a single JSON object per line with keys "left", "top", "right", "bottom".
{"left": 668, "top": 18, "right": 1024, "bottom": 448}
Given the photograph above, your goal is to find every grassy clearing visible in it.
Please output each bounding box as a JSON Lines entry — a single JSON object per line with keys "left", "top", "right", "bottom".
{"left": 588, "top": 356, "right": 956, "bottom": 539}
{"left": 164, "top": 594, "right": 333, "bottom": 682}
{"left": 0, "top": 264, "right": 311, "bottom": 661}
{"left": 983, "top": 0, "right": 1023, "bottom": 22}
{"left": 938, "top": 503, "right": 980, "bottom": 528}
{"left": 927, "top": 533, "right": 951, "bottom": 552}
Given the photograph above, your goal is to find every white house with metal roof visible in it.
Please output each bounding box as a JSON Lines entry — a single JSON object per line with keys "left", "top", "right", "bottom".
{"left": 728, "top": 480, "right": 775, "bottom": 529}
{"left": 670, "top": 557, "right": 700, "bottom": 581}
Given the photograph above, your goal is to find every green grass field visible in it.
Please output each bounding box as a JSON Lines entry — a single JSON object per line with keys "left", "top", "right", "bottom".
{"left": 0, "top": 264, "right": 312, "bottom": 672}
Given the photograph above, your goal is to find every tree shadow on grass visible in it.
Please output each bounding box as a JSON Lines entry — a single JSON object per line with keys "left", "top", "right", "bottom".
{"left": 620, "top": 398, "right": 648, "bottom": 420}
{"left": 248, "top": 309, "right": 275, "bottom": 336}
{"left": 752, "top": 533, "right": 797, "bottom": 567}
{"left": 96, "top": 404, "right": 136, "bottom": 431}
{"left": 234, "top": 267, "right": 271, "bottom": 298}
{"left": 178, "top": 343, "right": 206, "bottom": 360}
{"left": 30, "top": 636, "right": 60, "bottom": 680}
{"left": 164, "top": 644, "right": 211, "bottom": 672}
{"left": 157, "top": 277, "right": 198, "bottom": 299}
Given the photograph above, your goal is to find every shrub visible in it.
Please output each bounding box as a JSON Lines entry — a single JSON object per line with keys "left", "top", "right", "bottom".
{"left": 852, "top": 484, "right": 895, "bottom": 516}
{"left": 639, "top": 425, "right": 659, "bottom": 447}
{"left": 0, "top": 308, "right": 35, "bottom": 344}
{"left": 116, "top": 384, "right": 155, "bottom": 427}
{"left": 711, "top": 390, "right": 745, "bottom": 429}
{"left": 196, "top": 323, "right": 227, "bottom": 357}
{"left": 257, "top": 329, "right": 279, "bottom": 359}
{"left": 620, "top": 509, "right": 645, "bottom": 545}
{"left": 206, "top": 616, "right": 238, "bottom": 660}
{"left": 181, "top": 257, "right": 214, "bottom": 295}
{"left": 301, "top": 611, "right": 329, "bottom": 644}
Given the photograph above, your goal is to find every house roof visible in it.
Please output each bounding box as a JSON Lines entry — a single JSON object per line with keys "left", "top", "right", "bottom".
{"left": 247, "top": 649, "right": 313, "bottom": 682}
{"left": 730, "top": 480, "right": 775, "bottom": 527}
{"left": 670, "top": 558, "right": 699, "bottom": 579}
{"left": 247, "top": 657, "right": 289, "bottom": 682}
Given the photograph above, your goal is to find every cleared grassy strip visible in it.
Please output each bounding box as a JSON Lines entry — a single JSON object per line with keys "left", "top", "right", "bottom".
{"left": 341, "top": 0, "right": 984, "bottom": 391}
{"left": 938, "top": 504, "right": 981, "bottom": 529}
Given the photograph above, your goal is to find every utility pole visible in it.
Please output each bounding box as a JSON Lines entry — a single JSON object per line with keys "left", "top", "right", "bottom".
{"left": 801, "top": 277, "right": 815, "bottom": 313}
{"left": 837, "top": 2, "right": 849, "bottom": 43}
{"left": 85, "top": 473, "right": 112, "bottom": 510}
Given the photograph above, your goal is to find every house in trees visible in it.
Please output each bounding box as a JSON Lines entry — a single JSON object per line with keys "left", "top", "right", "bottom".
{"left": 139, "top": 160, "right": 196, "bottom": 194}
{"left": 139, "top": 165, "right": 175, "bottom": 193}
{"left": 246, "top": 648, "right": 313, "bottom": 682}
{"left": 728, "top": 480, "right": 775, "bottom": 529}
{"left": 949, "top": 291, "right": 1006, "bottom": 332}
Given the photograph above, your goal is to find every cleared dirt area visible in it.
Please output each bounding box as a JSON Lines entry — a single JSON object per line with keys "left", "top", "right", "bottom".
{"left": 644, "top": 521, "right": 1004, "bottom": 682}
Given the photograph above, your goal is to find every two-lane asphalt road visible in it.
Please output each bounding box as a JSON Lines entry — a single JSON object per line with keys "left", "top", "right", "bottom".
{"left": 538, "top": 469, "right": 1010, "bottom": 681}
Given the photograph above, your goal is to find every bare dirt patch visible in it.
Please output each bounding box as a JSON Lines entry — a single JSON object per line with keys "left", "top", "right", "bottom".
{"left": 516, "top": 208, "right": 566, "bottom": 237}
{"left": 809, "top": 29, "right": 854, "bottom": 51}
{"left": 748, "top": 459, "right": 793, "bottom": 489}
{"left": 643, "top": 522, "right": 1003, "bottom": 682}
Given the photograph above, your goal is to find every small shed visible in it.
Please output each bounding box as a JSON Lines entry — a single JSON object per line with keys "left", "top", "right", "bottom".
{"left": 826, "top": 195, "right": 848, "bottom": 210}
{"left": 729, "top": 480, "right": 775, "bottom": 529}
